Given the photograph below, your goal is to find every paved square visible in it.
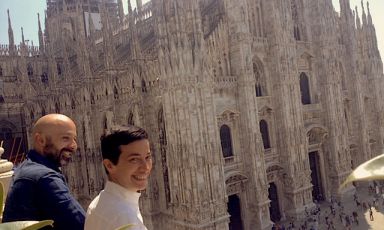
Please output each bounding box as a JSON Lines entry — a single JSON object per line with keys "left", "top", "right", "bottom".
{"left": 276, "top": 184, "right": 384, "bottom": 230}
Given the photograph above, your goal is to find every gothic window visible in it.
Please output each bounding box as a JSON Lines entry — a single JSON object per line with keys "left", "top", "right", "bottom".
{"left": 299, "top": 72, "right": 311, "bottom": 104}
{"left": 114, "top": 86, "right": 119, "bottom": 99}
{"left": 104, "top": 117, "right": 108, "bottom": 130}
{"left": 128, "top": 112, "right": 134, "bottom": 125}
{"left": 27, "top": 63, "right": 33, "bottom": 76}
{"left": 255, "top": 84, "right": 262, "bottom": 97}
{"left": 141, "top": 79, "right": 147, "bottom": 93}
{"left": 57, "top": 63, "right": 62, "bottom": 76}
{"left": 41, "top": 72, "right": 48, "bottom": 84}
{"left": 30, "top": 110, "right": 34, "bottom": 121}
{"left": 259, "top": 120, "right": 271, "bottom": 149}
{"left": 90, "top": 93, "right": 95, "bottom": 104}
{"left": 0, "top": 127, "right": 12, "bottom": 140}
{"left": 132, "top": 79, "right": 135, "bottom": 89}
{"left": 294, "top": 26, "right": 301, "bottom": 41}
{"left": 253, "top": 61, "right": 267, "bottom": 97}
{"left": 0, "top": 66, "right": 3, "bottom": 76}
{"left": 71, "top": 99, "right": 76, "bottom": 110}
{"left": 220, "top": 125, "right": 233, "bottom": 158}
{"left": 55, "top": 102, "right": 60, "bottom": 113}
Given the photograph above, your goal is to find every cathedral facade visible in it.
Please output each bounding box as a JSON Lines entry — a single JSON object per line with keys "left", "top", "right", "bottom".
{"left": 0, "top": 0, "right": 383, "bottom": 229}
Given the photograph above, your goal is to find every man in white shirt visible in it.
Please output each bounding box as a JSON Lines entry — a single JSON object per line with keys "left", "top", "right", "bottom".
{"left": 85, "top": 126, "right": 152, "bottom": 230}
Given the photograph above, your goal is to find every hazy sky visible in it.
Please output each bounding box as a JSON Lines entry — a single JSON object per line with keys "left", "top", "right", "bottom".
{"left": 0, "top": 0, "right": 383, "bottom": 61}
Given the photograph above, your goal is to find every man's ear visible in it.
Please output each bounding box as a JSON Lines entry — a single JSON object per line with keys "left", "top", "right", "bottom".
{"left": 103, "top": 159, "right": 115, "bottom": 174}
{"left": 34, "top": 133, "right": 45, "bottom": 147}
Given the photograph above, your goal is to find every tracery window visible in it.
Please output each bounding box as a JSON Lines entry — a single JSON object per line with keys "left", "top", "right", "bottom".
{"left": 27, "top": 63, "right": 33, "bottom": 76}
{"left": 259, "top": 120, "right": 271, "bottom": 149}
{"left": 114, "top": 86, "right": 119, "bottom": 99}
{"left": 0, "top": 127, "right": 12, "bottom": 140}
{"left": 220, "top": 124, "right": 233, "bottom": 158}
{"left": 299, "top": 72, "right": 311, "bottom": 104}
{"left": 253, "top": 61, "right": 267, "bottom": 97}
{"left": 41, "top": 72, "right": 48, "bottom": 83}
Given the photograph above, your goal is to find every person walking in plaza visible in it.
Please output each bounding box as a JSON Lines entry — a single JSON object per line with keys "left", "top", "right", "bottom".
{"left": 2, "top": 114, "right": 86, "bottom": 230}
{"left": 85, "top": 126, "right": 152, "bottom": 230}
{"left": 369, "top": 208, "right": 374, "bottom": 221}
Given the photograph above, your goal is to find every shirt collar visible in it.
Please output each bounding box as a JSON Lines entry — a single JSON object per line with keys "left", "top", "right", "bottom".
{"left": 27, "top": 149, "right": 61, "bottom": 172}
{"left": 104, "top": 181, "right": 141, "bottom": 204}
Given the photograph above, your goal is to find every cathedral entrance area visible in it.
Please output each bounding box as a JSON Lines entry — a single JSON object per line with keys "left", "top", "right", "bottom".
{"left": 309, "top": 151, "right": 324, "bottom": 202}
{"left": 268, "top": 182, "right": 281, "bottom": 222}
{"left": 227, "top": 194, "right": 243, "bottom": 230}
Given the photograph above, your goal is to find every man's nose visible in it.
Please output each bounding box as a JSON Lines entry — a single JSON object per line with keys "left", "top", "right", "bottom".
{"left": 69, "top": 139, "right": 77, "bottom": 151}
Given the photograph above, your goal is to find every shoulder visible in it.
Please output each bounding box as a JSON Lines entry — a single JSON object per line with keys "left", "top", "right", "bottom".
{"left": 13, "top": 159, "right": 56, "bottom": 181}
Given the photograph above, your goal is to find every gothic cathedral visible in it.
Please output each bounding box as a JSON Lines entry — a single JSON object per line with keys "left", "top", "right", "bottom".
{"left": 0, "top": 0, "right": 383, "bottom": 229}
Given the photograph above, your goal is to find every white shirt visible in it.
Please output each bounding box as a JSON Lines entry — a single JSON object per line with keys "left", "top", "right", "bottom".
{"left": 85, "top": 181, "right": 147, "bottom": 230}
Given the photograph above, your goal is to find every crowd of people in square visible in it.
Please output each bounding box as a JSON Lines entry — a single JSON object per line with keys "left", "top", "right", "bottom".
{"left": 272, "top": 183, "right": 384, "bottom": 230}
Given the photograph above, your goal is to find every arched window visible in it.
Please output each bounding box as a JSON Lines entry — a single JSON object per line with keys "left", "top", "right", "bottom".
{"left": 71, "top": 99, "right": 76, "bottom": 110}
{"left": 41, "top": 72, "right": 48, "bottom": 84}
{"left": 299, "top": 73, "right": 311, "bottom": 104}
{"left": 114, "top": 86, "right": 119, "bottom": 99}
{"left": 220, "top": 125, "right": 233, "bottom": 158}
{"left": 253, "top": 61, "right": 267, "bottom": 97}
{"left": 141, "top": 79, "right": 147, "bottom": 93}
{"left": 57, "top": 63, "right": 62, "bottom": 76}
{"left": 55, "top": 102, "right": 60, "bottom": 113}
{"left": 128, "top": 112, "right": 134, "bottom": 125}
{"left": 0, "top": 66, "right": 3, "bottom": 76}
{"left": 90, "top": 93, "right": 95, "bottom": 104}
{"left": 27, "top": 63, "right": 33, "bottom": 76}
{"left": 30, "top": 110, "right": 34, "bottom": 120}
{"left": 259, "top": 120, "right": 271, "bottom": 149}
{"left": 0, "top": 127, "right": 13, "bottom": 140}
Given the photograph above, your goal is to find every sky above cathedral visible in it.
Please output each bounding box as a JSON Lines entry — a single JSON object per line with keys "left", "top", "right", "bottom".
{"left": 0, "top": 0, "right": 383, "bottom": 64}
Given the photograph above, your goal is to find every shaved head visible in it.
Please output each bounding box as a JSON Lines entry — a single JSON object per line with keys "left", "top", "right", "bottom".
{"left": 33, "top": 114, "right": 75, "bottom": 137}
{"left": 32, "top": 114, "right": 78, "bottom": 166}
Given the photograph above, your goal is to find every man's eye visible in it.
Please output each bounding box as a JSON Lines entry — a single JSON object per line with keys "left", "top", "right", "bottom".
{"left": 129, "top": 158, "right": 140, "bottom": 163}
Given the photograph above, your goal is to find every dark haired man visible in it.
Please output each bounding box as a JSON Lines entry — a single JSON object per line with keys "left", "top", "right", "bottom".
{"left": 2, "top": 114, "right": 85, "bottom": 230}
{"left": 85, "top": 126, "right": 152, "bottom": 230}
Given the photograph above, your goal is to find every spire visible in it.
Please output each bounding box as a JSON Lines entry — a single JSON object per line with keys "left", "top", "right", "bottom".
{"left": 339, "top": 0, "right": 351, "bottom": 14}
{"left": 355, "top": 6, "right": 361, "bottom": 29}
{"left": 7, "top": 9, "right": 15, "bottom": 50}
{"left": 367, "top": 1, "right": 372, "bottom": 25}
{"left": 136, "top": 0, "right": 142, "bottom": 13}
{"left": 117, "top": 0, "right": 125, "bottom": 23}
{"left": 63, "top": 0, "right": 67, "bottom": 13}
{"left": 38, "top": 13, "right": 44, "bottom": 50}
{"left": 128, "top": 0, "right": 132, "bottom": 15}
{"left": 21, "top": 27, "right": 25, "bottom": 44}
{"left": 361, "top": 0, "right": 367, "bottom": 25}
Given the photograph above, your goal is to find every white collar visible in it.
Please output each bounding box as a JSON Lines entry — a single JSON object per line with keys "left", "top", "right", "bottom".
{"left": 104, "top": 181, "right": 141, "bottom": 204}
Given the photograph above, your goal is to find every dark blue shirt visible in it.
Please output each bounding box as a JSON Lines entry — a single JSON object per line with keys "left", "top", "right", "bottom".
{"left": 2, "top": 150, "right": 85, "bottom": 230}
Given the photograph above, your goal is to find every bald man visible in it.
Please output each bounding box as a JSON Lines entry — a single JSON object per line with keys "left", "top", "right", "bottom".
{"left": 2, "top": 114, "right": 85, "bottom": 230}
